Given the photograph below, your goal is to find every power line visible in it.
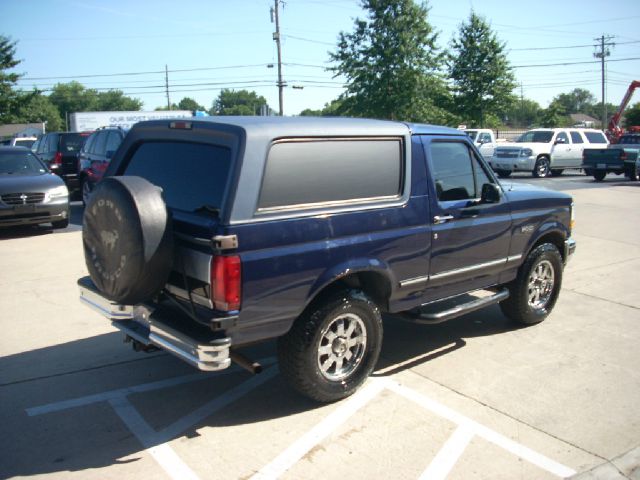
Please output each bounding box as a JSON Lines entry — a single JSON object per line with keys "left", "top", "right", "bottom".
{"left": 510, "top": 40, "right": 640, "bottom": 51}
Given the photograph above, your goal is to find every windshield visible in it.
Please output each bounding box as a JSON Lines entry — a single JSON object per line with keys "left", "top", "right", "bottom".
{"left": 515, "top": 131, "right": 554, "bottom": 143}
{"left": 0, "top": 150, "right": 48, "bottom": 175}
{"left": 465, "top": 130, "right": 478, "bottom": 141}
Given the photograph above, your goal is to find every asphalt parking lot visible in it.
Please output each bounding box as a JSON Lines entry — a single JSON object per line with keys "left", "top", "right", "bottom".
{"left": 1, "top": 171, "right": 639, "bottom": 480}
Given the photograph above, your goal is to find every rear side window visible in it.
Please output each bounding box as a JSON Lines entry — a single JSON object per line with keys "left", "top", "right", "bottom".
{"left": 124, "top": 142, "right": 232, "bottom": 213}
{"left": 258, "top": 138, "right": 402, "bottom": 210}
{"left": 93, "top": 132, "right": 108, "bottom": 155}
{"left": 105, "top": 131, "right": 122, "bottom": 155}
{"left": 584, "top": 131, "right": 607, "bottom": 143}
{"left": 570, "top": 131, "right": 584, "bottom": 144}
{"left": 60, "top": 133, "right": 86, "bottom": 153}
{"left": 619, "top": 135, "right": 640, "bottom": 144}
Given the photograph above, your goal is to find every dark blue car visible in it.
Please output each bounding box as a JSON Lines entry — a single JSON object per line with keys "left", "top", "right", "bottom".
{"left": 78, "top": 117, "right": 575, "bottom": 402}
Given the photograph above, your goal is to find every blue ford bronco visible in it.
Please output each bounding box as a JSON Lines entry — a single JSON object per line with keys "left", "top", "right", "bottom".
{"left": 78, "top": 117, "right": 576, "bottom": 402}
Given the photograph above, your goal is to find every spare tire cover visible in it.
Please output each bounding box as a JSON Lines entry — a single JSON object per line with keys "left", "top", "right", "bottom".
{"left": 83, "top": 176, "right": 173, "bottom": 305}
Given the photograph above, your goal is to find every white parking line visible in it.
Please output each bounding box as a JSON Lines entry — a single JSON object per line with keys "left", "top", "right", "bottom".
{"left": 26, "top": 359, "right": 577, "bottom": 480}
{"left": 419, "top": 425, "right": 475, "bottom": 480}
{"left": 386, "top": 380, "right": 577, "bottom": 478}
{"left": 249, "top": 380, "right": 386, "bottom": 480}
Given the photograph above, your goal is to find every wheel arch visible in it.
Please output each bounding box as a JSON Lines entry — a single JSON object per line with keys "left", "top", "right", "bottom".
{"left": 526, "top": 229, "right": 567, "bottom": 263}
{"left": 304, "top": 260, "right": 394, "bottom": 314}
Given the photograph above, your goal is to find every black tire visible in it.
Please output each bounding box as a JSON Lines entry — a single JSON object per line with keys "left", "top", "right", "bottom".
{"left": 593, "top": 170, "right": 607, "bottom": 182}
{"left": 277, "top": 290, "right": 383, "bottom": 403}
{"left": 496, "top": 170, "right": 512, "bottom": 179}
{"left": 499, "top": 243, "right": 563, "bottom": 325}
{"left": 550, "top": 169, "right": 564, "bottom": 177}
{"left": 82, "top": 176, "right": 173, "bottom": 305}
{"left": 533, "top": 157, "right": 551, "bottom": 178}
{"left": 81, "top": 177, "right": 92, "bottom": 206}
{"left": 52, "top": 217, "right": 69, "bottom": 229}
{"left": 584, "top": 168, "right": 593, "bottom": 176}
{"left": 627, "top": 164, "right": 640, "bottom": 182}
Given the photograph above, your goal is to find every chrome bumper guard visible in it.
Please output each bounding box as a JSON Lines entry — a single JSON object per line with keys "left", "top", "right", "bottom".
{"left": 78, "top": 277, "right": 231, "bottom": 372}
{"left": 564, "top": 237, "right": 576, "bottom": 264}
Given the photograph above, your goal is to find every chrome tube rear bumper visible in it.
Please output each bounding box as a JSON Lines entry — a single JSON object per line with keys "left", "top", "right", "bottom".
{"left": 78, "top": 277, "right": 231, "bottom": 372}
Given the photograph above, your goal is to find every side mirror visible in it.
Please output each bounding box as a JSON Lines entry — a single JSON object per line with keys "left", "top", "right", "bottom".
{"left": 481, "top": 183, "right": 501, "bottom": 203}
{"left": 554, "top": 137, "right": 567, "bottom": 145}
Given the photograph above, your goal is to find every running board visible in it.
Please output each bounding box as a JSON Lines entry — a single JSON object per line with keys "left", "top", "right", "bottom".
{"left": 401, "top": 288, "right": 509, "bottom": 324}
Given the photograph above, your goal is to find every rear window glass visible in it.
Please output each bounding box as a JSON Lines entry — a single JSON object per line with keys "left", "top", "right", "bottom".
{"left": 258, "top": 138, "right": 402, "bottom": 210}
{"left": 60, "top": 133, "right": 87, "bottom": 153}
{"left": 584, "top": 132, "right": 607, "bottom": 143}
{"left": 124, "top": 141, "right": 232, "bottom": 213}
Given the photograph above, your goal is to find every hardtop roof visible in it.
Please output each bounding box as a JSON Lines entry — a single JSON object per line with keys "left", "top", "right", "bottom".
{"left": 138, "top": 115, "right": 463, "bottom": 138}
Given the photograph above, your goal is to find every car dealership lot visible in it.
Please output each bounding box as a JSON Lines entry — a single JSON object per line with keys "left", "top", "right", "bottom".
{"left": 1, "top": 173, "right": 638, "bottom": 480}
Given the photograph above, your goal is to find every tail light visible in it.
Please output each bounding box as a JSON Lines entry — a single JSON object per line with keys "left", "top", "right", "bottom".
{"left": 211, "top": 255, "right": 241, "bottom": 311}
{"left": 53, "top": 151, "right": 63, "bottom": 166}
{"left": 620, "top": 150, "right": 627, "bottom": 160}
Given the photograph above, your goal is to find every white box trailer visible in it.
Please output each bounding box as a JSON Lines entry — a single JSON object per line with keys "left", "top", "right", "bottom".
{"left": 69, "top": 110, "right": 194, "bottom": 132}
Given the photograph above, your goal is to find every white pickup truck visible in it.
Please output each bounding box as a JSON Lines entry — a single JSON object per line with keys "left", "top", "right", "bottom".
{"left": 464, "top": 129, "right": 497, "bottom": 161}
{"left": 492, "top": 128, "right": 608, "bottom": 178}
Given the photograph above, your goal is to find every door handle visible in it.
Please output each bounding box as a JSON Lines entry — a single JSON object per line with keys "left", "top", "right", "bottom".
{"left": 434, "top": 215, "right": 454, "bottom": 224}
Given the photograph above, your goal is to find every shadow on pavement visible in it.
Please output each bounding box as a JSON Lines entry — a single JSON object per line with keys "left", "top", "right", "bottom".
{"left": 0, "top": 305, "right": 521, "bottom": 478}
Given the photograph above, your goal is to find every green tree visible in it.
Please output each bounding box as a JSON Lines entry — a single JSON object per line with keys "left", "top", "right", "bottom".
{"left": 0, "top": 35, "right": 23, "bottom": 123}
{"left": 505, "top": 98, "right": 542, "bottom": 128}
{"left": 624, "top": 102, "right": 640, "bottom": 127}
{"left": 96, "top": 90, "right": 142, "bottom": 111}
{"left": 48, "top": 81, "right": 98, "bottom": 118}
{"left": 177, "top": 97, "right": 205, "bottom": 112}
{"left": 211, "top": 89, "right": 269, "bottom": 116}
{"left": 448, "top": 12, "right": 516, "bottom": 127}
{"left": 15, "top": 91, "right": 64, "bottom": 131}
{"left": 330, "top": 0, "right": 454, "bottom": 124}
{"left": 549, "top": 88, "right": 596, "bottom": 114}
{"left": 540, "top": 103, "right": 571, "bottom": 128}
{"left": 299, "top": 98, "right": 344, "bottom": 117}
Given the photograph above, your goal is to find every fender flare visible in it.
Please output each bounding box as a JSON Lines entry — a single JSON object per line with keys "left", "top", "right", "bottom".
{"left": 303, "top": 257, "right": 396, "bottom": 311}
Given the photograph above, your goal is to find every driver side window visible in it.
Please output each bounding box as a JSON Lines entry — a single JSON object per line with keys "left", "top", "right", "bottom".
{"left": 429, "top": 142, "right": 492, "bottom": 202}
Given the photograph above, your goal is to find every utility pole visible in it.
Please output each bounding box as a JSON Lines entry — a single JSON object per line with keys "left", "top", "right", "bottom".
{"left": 165, "top": 64, "right": 171, "bottom": 110}
{"left": 594, "top": 35, "right": 614, "bottom": 128}
{"left": 520, "top": 82, "right": 524, "bottom": 128}
{"left": 271, "top": 0, "right": 284, "bottom": 116}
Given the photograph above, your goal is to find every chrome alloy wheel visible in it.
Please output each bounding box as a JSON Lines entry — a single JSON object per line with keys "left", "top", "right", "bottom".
{"left": 528, "top": 260, "right": 555, "bottom": 309}
{"left": 317, "top": 313, "right": 367, "bottom": 381}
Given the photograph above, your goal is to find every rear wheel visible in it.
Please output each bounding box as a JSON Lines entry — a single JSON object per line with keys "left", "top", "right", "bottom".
{"left": 277, "top": 290, "right": 383, "bottom": 403}
{"left": 626, "top": 164, "right": 640, "bottom": 181}
{"left": 533, "top": 157, "right": 551, "bottom": 178}
{"left": 81, "top": 177, "right": 92, "bottom": 206}
{"left": 500, "top": 243, "right": 563, "bottom": 325}
{"left": 593, "top": 170, "right": 607, "bottom": 181}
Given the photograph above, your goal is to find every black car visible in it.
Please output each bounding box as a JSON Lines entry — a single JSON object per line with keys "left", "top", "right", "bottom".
{"left": 34, "top": 132, "right": 92, "bottom": 192}
{"left": 78, "top": 127, "right": 127, "bottom": 205}
{"left": 0, "top": 147, "right": 70, "bottom": 229}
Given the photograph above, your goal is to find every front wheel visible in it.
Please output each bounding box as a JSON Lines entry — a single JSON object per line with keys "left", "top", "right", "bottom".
{"left": 496, "top": 170, "right": 511, "bottom": 179}
{"left": 626, "top": 164, "right": 640, "bottom": 181}
{"left": 52, "top": 217, "right": 69, "bottom": 229}
{"left": 500, "top": 243, "right": 563, "bottom": 325}
{"left": 277, "top": 290, "right": 383, "bottom": 403}
{"left": 533, "top": 157, "right": 551, "bottom": 178}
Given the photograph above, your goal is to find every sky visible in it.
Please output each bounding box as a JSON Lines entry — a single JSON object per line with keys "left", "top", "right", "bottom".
{"left": 1, "top": 0, "right": 639, "bottom": 117}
